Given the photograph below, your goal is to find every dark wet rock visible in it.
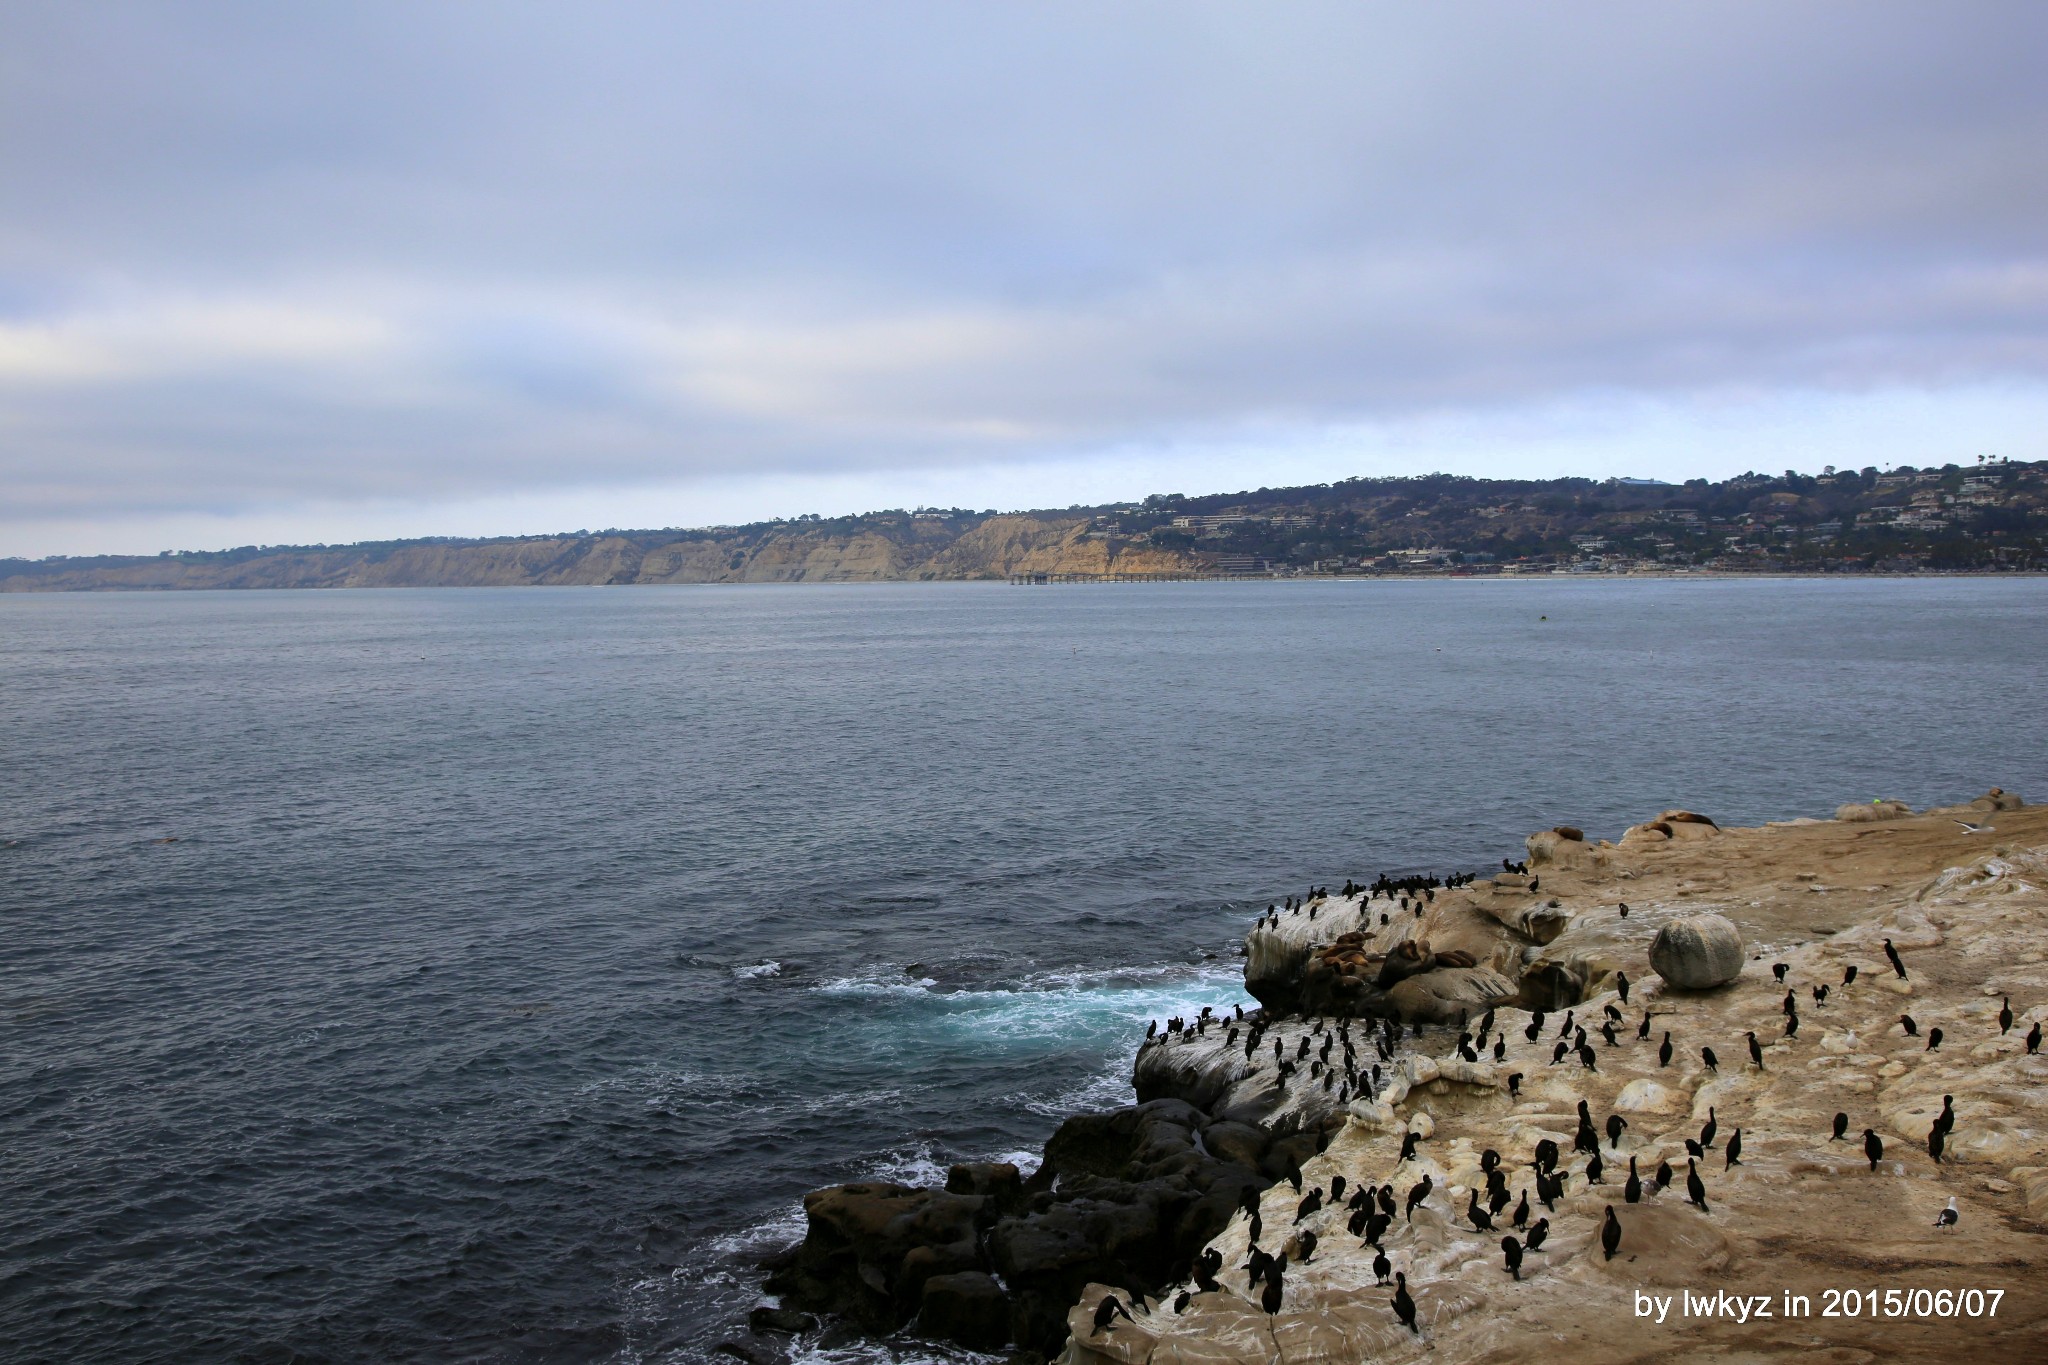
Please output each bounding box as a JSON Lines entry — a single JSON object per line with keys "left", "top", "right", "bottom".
{"left": 1201, "top": 1120, "right": 1270, "bottom": 1169}
{"left": 946, "top": 1160, "right": 1025, "bottom": 1216}
{"left": 713, "top": 1340, "right": 776, "bottom": 1365}
{"left": 764, "top": 1182, "right": 984, "bottom": 1331}
{"left": 918, "top": 1270, "right": 1011, "bottom": 1351}
{"left": 775, "top": 1095, "right": 1267, "bottom": 1357}
{"left": 746, "top": 1306, "right": 818, "bottom": 1335}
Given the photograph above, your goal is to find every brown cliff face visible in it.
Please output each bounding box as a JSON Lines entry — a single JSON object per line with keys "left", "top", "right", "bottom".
{"left": 1, "top": 517, "right": 1202, "bottom": 590}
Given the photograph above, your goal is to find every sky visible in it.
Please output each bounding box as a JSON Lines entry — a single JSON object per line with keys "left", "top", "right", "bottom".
{"left": 3, "top": 2, "right": 2046, "bottom": 557}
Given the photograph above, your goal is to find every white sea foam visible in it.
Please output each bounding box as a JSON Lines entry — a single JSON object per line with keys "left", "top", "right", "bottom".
{"left": 811, "top": 974, "right": 939, "bottom": 996}
{"left": 732, "top": 960, "right": 783, "bottom": 979}
{"left": 1024, "top": 1065, "right": 1136, "bottom": 1118}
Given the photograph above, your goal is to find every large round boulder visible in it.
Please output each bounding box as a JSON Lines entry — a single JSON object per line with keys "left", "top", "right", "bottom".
{"left": 1648, "top": 914, "right": 1744, "bottom": 990}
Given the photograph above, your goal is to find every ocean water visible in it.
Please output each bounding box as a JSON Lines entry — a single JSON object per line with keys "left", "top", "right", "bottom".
{"left": 2, "top": 578, "right": 2043, "bottom": 1364}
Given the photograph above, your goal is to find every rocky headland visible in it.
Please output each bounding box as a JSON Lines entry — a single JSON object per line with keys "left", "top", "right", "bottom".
{"left": 760, "top": 789, "right": 2048, "bottom": 1364}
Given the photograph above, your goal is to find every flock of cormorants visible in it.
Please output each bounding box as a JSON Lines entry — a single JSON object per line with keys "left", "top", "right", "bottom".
{"left": 1109, "top": 885, "right": 2042, "bottom": 1343}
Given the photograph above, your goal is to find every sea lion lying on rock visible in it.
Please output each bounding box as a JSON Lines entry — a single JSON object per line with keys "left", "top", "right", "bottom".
{"left": 1374, "top": 939, "right": 1478, "bottom": 989}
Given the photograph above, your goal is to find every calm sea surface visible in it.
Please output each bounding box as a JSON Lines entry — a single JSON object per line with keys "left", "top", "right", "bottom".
{"left": 3, "top": 579, "right": 2044, "bottom": 1363}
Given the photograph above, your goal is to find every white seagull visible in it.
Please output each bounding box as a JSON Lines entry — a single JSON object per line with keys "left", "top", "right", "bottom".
{"left": 1954, "top": 820, "right": 1995, "bottom": 834}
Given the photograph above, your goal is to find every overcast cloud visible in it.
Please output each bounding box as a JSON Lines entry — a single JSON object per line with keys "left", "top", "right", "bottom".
{"left": 4, "top": 1, "right": 2047, "bottom": 554}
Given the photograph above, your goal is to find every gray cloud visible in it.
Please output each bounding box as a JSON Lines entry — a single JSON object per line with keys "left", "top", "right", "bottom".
{"left": 3, "top": 1, "right": 2047, "bottom": 533}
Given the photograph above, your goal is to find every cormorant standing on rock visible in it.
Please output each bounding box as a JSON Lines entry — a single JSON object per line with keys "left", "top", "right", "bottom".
{"left": 1330, "top": 1175, "right": 1346, "bottom": 1203}
{"left": 1507, "top": 1071, "right": 1524, "bottom": 1099}
{"left": 1261, "top": 1266, "right": 1284, "bottom": 1315}
{"left": 1616, "top": 972, "right": 1630, "bottom": 1004}
{"left": 1398, "top": 1132, "right": 1420, "bottom": 1164}
{"left": 1884, "top": 938, "right": 1907, "bottom": 979}
{"left": 1600, "top": 1022, "right": 1618, "bottom": 1048}
{"left": 1550, "top": 1040, "right": 1569, "bottom": 1066}
{"left": 1586, "top": 1151, "right": 1604, "bottom": 1184}
{"left": 1725, "top": 1129, "right": 1742, "bottom": 1170}
{"left": 1295, "top": 1189, "right": 1322, "bottom": 1221}
{"left": 1619, "top": 902, "right": 1629, "bottom": 917}
{"left": 1784, "top": 1011, "right": 1799, "bottom": 1040}
{"left": 2029, "top": 1021, "right": 2043, "bottom": 1055}
{"left": 1556, "top": 1010, "right": 1575, "bottom": 1040}
{"left": 1638, "top": 1011, "right": 1652, "bottom": 1041}
{"left": 1467, "top": 1190, "right": 1494, "bottom": 1231}
{"left": 1247, "top": 1212, "right": 1262, "bottom": 1245}
{"left": 1624, "top": 1156, "right": 1642, "bottom": 1203}
{"left": 1091, "top": 1296, "right": 1134, "bottom": 1336}
{"left": 1926, "top": 1026, "right": 1943, "bottom": 1052}
{"left": 1493, "top": 1035, "right": 1506, "bottom": 1062}
{"left": 1747, "top": 1032, "right": 1764, "bottom": 1070}
{"left": 1577, "top": 1042, "right": 1599, "bottom": 1071}
{"left": 1377, "top": 1184, "right": 1397, "bottom": 1218}
{"left": 1392, "top": 1272, "right": 1419, "bottom": 1335}
{"left": 1502, "top": 1234, "right": 1523, "bottom": 1279}
{"left": 1373, "top": 1248, "right": 1391, "bottom": 1284}
{"left": 1607, "top": 1113, "right": 1627, "bottom": 1148}
{"left": 1601, "top": 1206, "right": 1622, "bottom": 1261}
{"left": 1659, "top": 1032, "right": 1673, "bottom": 1068}
{"left": 1524, "top": 1218, "right": 1549, "bottom": 1251}
{"left": 2000, "top": 998, "right": 2014, "bottom": 1034}
{"left": 1700, "top": 1108, "right": 1717, "bottom": 1150}
{"left": 1900, "top": 1014, "right": 1918, "bottom": 1037}
{"left": 1406, "top": 1174, "right": 1433, "bottom": 1220}
{"left": 1863, "top": 1129, "right": 1884, "bottom": 1171}
{"left": 1575, "top": 1104, "right": 1599, "bottom": 1154}
{"left": 1296, "top": 1230, "right": 1317, "bottom": 1263}
{"left": 1701, "top": 1045, "right": 1719, "bottom": 1074}
{"left": 1685, "top": 1159, "right": 1709, "bottom": 1212}
{"left": 1655, "top": 1159, "right": 1673, "bottom": 1192}
{"left": 1832, "top": 1112, "right": 1849, "bottom": 1141}
{"left": 1773, "top": 962, "right": 1788, "bottom": 984}
{"left": 1928, "top": 1126, "right": 1945, "bottom": 1164}
{"left": 1934, "top": 1095, "right": 1955, "bottom": 1136}
{"left": 1512, "top": 1189, "right": 1529, "bottom": 1228}
{"left": 1173, "top": 1291, "right": 1191, "bottom": 1314}
{"left": 1844, "top": 965, "right": 1858, "bottom": 986}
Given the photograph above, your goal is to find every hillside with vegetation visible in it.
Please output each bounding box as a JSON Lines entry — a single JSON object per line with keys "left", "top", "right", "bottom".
{"left": 4, "top": 457, "right": 2041, "bottom": 590}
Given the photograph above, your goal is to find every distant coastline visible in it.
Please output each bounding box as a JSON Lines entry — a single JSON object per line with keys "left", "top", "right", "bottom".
{"left": 7, "top": 460, "right": 2041, "bottom": 591}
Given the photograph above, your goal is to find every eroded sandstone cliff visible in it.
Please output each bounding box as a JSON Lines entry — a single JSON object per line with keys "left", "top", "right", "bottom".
{"left": 0, "top": 516, "right": 1200, "bottom": 590}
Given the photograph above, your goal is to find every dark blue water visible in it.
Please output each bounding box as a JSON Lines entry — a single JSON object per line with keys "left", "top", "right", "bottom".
{"left": 3, "top": 579, "right": 2043, "bottom": 1364}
